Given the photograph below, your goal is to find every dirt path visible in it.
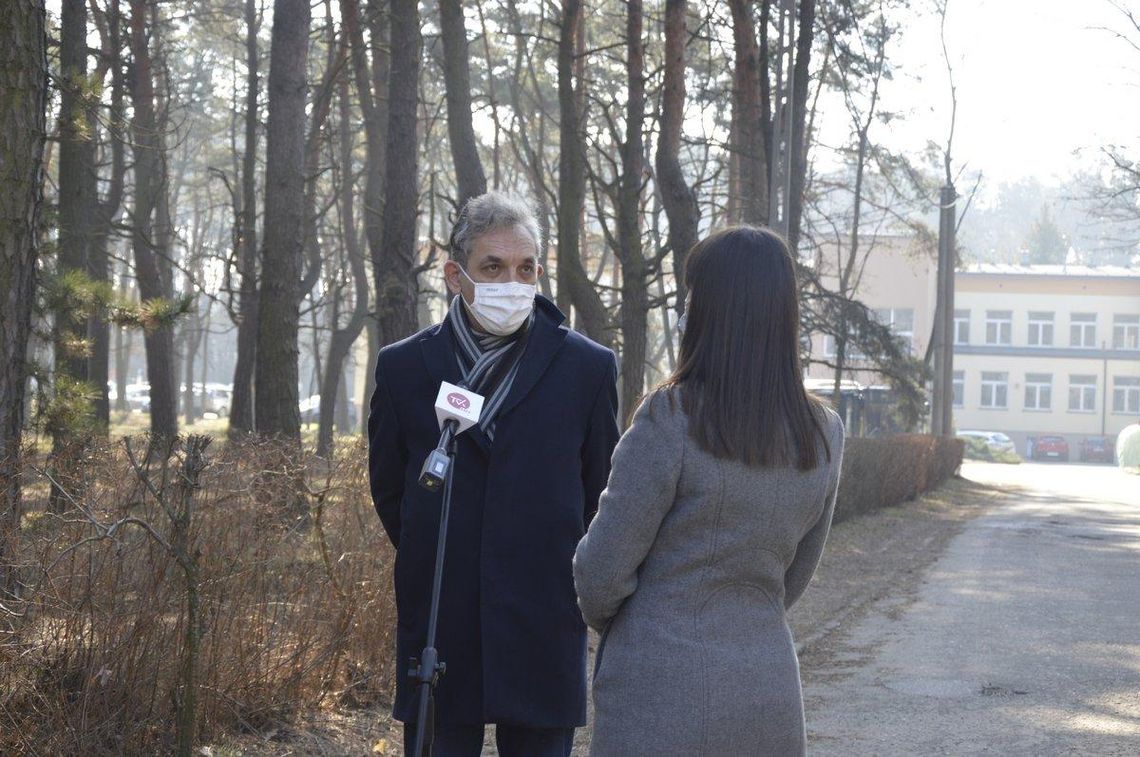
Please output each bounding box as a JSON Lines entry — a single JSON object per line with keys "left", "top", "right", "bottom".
{"left": 205, "top": 475, "right": 1000, "bottom": 756}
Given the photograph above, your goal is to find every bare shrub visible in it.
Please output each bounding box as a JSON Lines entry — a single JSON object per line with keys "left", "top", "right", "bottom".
{"left": 0, "top": 434, "right": 395, "bottom": 755}
{"left": 835, "top": 435, "right": 965, "bottom": 522}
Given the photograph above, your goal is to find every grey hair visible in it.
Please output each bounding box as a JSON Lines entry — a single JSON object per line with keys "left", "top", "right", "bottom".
{"left": 448, "top": 191, "right": 542, "bottom": 266}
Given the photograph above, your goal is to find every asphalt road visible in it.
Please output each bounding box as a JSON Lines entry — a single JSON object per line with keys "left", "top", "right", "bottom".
{"left": 804, "top": 462, "right": 1140, "bottom": 756}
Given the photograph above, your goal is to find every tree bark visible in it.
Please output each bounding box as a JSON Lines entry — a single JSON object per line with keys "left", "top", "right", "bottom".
{"left": 728, "top": 0, "right": 769, "bottom": 225}
{"left": 617, "top": 0, "right": 647, "bottom": 419}
{"left": 128, "top": 0, "right": 177, "bottom": 439}
{"left": 229, "top": 0, "right": 261, "bottom": 436}
{"left": 254, "top": 0, "right": 311, "bottom": 440}
{"left": 376, "top": 0, "right": 421, "bottom": 346}
{"left": 557, "top": 0, "right": 611, "bottom": 346}
{"left": 655, "top": 0, "right": 699, "bottom": 313}
{"left": 439, "top": 0, "right": 487, "bottom": 206}
{"left": 0, "top": 0, "right": 47, "bottom": 596}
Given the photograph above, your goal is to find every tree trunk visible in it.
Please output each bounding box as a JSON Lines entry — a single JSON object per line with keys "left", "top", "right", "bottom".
{"left": 128, "top": 0, "right": 177, "bottom": 439}
{"left": 56, "top": 0, "right": 96, "bottom": 385}
{"left": 0, "top": 0, "right": 47, "bottom": 597}
{"left": 557, "top": 0, "right": 611, "bottom": 346}
{"left": 728, "top": 0, "right": 769, "bottom": 225}
{"left": 439, "top": 0, "right": 487, "bottom": 206}
{"left": 342, "top": 0, "right": 392, "bottom": 343}
{"left": 656, "top": 0, "right": 699, "bottom": 313}
{"left": 787, "top": 0, "right": 816, "bottom": 252}
{"left": 229, "top": 0, "right": 260, "bottom": 436}
{"left": 318, "top": 69, "right": 371, "bottom": 458}
{"left": 89, "top": 0, "right": 126, "bottom": 429}
{"left": 375, "top": 0, "right": 421, "bottom": 346}
{"left": 254, "top": 0, "right": 311, "bottom": 440}
{"left": 616, "top": 0, "right": 647, "bottom": 420}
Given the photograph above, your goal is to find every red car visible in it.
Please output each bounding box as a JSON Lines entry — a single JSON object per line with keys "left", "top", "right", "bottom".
{"left": 1032, "top": 435, "right": 1070, "bottom": 462}
{"left": 1079, "top": 436, "right": 1114, "bottom": 464}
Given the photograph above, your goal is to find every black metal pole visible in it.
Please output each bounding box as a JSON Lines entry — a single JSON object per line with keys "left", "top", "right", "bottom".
{"left": 411, "top": 432, "right": 458, "bottom": 757}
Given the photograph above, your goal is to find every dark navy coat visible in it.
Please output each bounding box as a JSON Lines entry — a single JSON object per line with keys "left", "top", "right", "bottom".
{"left": 367, "top": 295, "right": 619, "bottom": 728}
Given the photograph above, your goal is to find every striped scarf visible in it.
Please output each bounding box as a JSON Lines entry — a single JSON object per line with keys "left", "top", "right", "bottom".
{"left": 446, "top": 295, "right": 534, "bottom": 441}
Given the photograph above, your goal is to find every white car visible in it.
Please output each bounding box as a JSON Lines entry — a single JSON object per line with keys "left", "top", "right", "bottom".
{"left": 956, "top": 430, "right": 1016, "bottom": 455}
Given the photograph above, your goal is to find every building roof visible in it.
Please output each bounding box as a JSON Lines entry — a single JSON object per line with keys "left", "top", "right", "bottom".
{"left": 961, "top": 263, "right": 1139, "bottom": 279}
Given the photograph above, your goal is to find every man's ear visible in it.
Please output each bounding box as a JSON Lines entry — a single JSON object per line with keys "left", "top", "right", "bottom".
{"left": 443, "top": 260, "right": 463, "bottom": 296}
{"left": 536, "top": 262, "right": 546, "bottom": 280}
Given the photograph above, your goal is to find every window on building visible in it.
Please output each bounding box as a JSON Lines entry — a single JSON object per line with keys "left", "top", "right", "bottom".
{"left": 1024, "top": 373, "right": 1052, "bottom": 410}
{"left": 1070, "top": 313, "right": 1096, "bottom": 348}
{"left": 1027, "top": 312, "right": 1054, "bottom": 346}
{"left": 985, "top": 311, "right": 1012, "bottom": 345}
{"left": 953, "top": 310, "right": 969, "bottom": 345}
{"left": 981, "top": 371, "right": 1009, "bottom": 408}
{"left": 952, "top": 370, "right": 965, "bottom": 408}
{"left": 873, "top": 308, "right": 916, "bottom": 354}
{"left": 1113, "top": 314, "right": 1140, "bottom": 350}
{"left": 1068, "top": 375, "right": 1096, "bottom": 413}
{"left": 1114, "top": 376, "right": 1140, "bottom": 414}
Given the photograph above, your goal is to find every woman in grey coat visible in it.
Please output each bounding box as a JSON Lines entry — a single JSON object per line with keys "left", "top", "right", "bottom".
{"left": 574, "top": 226, "right": 845, "bottom": 756}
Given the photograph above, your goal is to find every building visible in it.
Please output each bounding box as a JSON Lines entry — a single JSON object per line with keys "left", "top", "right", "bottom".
{"left": 805, "top": 245, "right": 1140, "bottom": 452}
{"left": 953, "top": 264, "right": 1139, "bottom": 454}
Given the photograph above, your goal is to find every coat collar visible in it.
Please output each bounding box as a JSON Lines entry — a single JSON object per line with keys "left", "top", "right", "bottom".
{"left": 419, "top": 295, "right": 568, "bottom": 453}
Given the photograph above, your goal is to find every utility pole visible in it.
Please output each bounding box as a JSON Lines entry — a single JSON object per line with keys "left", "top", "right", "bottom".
{"left": 931, "top": 184, "right": 957, "bottom": 436}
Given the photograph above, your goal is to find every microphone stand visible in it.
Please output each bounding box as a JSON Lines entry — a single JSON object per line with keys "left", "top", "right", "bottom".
{"left": 410, "top": 419, "right": 460, "bottom": 757}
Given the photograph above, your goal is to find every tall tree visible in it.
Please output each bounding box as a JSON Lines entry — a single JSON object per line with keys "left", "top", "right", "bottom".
{"left": 1025, "top": 205, "right": 1068, "bottom": 264}
{"left": 1, "top": 0, "right": 48, "bottom": 596}
{"left": 254, "top": 0, "right": 311, "bottom": 439}
{"left": 228, "top": 0, "right": 261, "bottom": 436}
{"left": 786, "top": 0, "right": 817, "bottom": 252}
{"left": 317, "top": 70, "right": 370, "bottom": 457}
{"left": 616, "top": 0, "right": 647, "bottom": 417}
{"left": 376, "top": 0, "right": 421, "bottom": 346}
{"left": 557, "top": 0, "right": 611, "bottom": 346}
{"left": 728, "top": 0, "right": 770, "bottom": 225}
{"left": 439, "top": 0, "right": 487, "bottom": 206}
{"left": 655, "top": 0, "right": 699, "bottom": 311}
{"left": 89, "top": 0, "right": 128, "bottom": 428}
{"left": 56, "top": 0, "right": 97, "bottom": 387}
{"left": 128, "top": 0, "right": 178, "bottom": 438}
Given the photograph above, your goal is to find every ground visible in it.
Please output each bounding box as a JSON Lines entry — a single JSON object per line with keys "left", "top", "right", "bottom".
{"left": 803, "top": 461, "right": 1140, "bottom": 755}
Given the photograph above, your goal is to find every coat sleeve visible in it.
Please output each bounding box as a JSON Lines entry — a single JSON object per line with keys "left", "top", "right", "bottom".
{"left": 574, "top": 391, "right": 684, "bottom": 631}
{"left": 784, "top": 417, "right": 846, "bottom": 609}
{"left": 367, "top": 353, "right": 407, "bottom": 548}
{"left": 580, "top": 351, "right": 620, "bottom": 527}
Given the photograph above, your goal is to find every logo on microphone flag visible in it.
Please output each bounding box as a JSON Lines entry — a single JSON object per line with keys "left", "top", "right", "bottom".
{"left": 434, "top": 382, "right": 485, "bottom": 433}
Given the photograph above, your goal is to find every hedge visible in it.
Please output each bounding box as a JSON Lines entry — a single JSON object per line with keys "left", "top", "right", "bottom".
{"left": 834, "top": 434, "right": 965, "bottom": 522}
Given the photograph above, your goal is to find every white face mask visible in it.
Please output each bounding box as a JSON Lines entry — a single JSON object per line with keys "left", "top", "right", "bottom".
{"left": 459, "top": 268, "right": 537, "bottom": 336}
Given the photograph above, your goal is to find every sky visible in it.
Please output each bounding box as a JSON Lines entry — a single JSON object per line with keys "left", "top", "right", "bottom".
{"left": 852, "top": 0, "right": 1140, "bottom": 198}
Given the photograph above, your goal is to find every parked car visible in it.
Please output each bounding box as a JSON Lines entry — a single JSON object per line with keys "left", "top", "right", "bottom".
{"left": 1079, "top": 436, "right": 1114, "bottom": 464}
{"left": 956, "top": 430, "right": 1016, "bottom": 455}
{"left": 1032, "top": 435, "right": 1070, "bottom": 462}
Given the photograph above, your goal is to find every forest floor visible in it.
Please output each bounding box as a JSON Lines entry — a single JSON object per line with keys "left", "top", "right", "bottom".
{"left": 201, "top": 474, "right": 1002, "bottom": 756}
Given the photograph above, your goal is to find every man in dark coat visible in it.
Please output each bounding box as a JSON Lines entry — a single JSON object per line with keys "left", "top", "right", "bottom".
{"left": 368, "top": 192, "right": 620, "bottom": 756}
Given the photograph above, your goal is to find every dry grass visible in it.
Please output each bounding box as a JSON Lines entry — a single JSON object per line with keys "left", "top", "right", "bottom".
{"left": 0, "top": 435, "right": 396, "bottom": 756}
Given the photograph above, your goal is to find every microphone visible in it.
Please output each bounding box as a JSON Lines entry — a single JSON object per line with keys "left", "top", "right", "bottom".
{"left": 418, "top": 382, "right": 485, "bottom": 492}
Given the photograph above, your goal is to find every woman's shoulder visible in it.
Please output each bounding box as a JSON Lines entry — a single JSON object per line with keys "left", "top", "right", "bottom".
{"left": 632, "top": 386, "right": 687, "bottom": 433}
{"left": 814, "top": 403, "right": 846, "bottom": 458}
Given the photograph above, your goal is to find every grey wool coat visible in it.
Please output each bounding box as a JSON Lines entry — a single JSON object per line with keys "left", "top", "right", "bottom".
{"left": 574, "top": 389, "right": 845, "bottom": 756}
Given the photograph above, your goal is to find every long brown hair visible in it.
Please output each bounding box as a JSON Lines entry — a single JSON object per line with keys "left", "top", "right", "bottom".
{"left": 660, "top": 226, "right": 830, "bottom": 470}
